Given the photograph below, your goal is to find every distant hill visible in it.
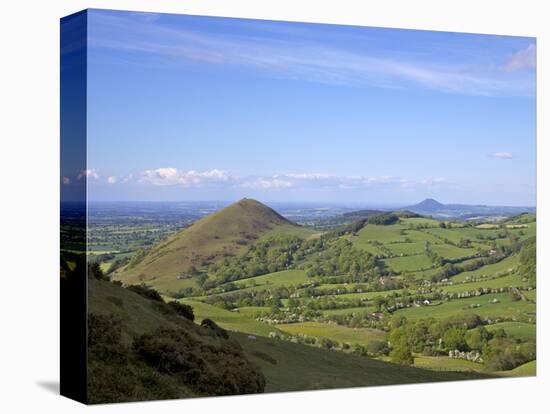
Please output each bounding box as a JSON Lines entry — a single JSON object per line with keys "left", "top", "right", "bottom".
{"left": 113, "top": 198, "right": 316, "bottom": 289}
{"left": 403, "top": 198, "right": 535, "bottom": 220}
{"left": 406, "top": 198, "right": 445, "bottom": 212}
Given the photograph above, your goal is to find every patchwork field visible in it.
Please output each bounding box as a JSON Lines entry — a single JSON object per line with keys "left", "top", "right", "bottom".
{"left": 276, "top": 321, "right": 386, "bottom": 346}
{"left": 99, "top": 201, "right": 536, "bottom": 383}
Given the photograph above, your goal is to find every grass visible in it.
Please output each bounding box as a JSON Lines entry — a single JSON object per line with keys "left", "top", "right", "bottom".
{"left": 485, "top": 321, "right": 536, "bottom": 339}
{"left": 385, "top": 242, "right": 426, "bottom": 256}
{"left": 275, "top": 321, "right": 386, "bottom": 346}
{"left": 394, "top": 293, "right": 535, "bottom": 321}
{"left": 430, "top": 244, "right": 477, "bottom": 259}
{"left": 383, "top": 254, "right": 434, "bottom": 272}
{"left": 413, "top": 355, "right": 484, "bottom": 372}
{"left": 321, "top": 306, "right": 374, "bottom": 316}
{"left": 523, "top": 289, "right": 536, "bottom": 301}
{"left": 439, "top": 273, "right": 526, "bottom": 294}
{"left": 404, "top": 229, "right": 444, "bottom": 243}
{"left": 509, "top": 360, "right": 536, "bottom": 376}
{"left": 452, "top": 255, "right": 519, "bottom": 282}
{"left": 231, "top": 269, "right": 310, "bottom": 290}
{"left": 235, "top": 332, "right": 491, "bottom": 393}
{"left": 353, "top": 224, "right": 408, "bottom": 245}
{"left": 195, "top": 270, "right": 312, "bottom": 299}
{"left": 178, "top": 299, "right": 280, "bottom": 337}
{"left": 401, "top": 217, "right": 441, "bottom": 227}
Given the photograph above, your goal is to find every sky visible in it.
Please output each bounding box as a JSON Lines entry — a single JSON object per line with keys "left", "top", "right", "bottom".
{"left": 73, "top": 9, "right": 536, "bottom": 206}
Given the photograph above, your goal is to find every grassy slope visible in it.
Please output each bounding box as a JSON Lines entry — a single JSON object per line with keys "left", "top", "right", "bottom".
{"left": 452, "top": 255, "right": 519, "bottom": 282}
{"left": 413, "top": 356, "right": 484, "bottom": 372}
{"left": 495, "top": 360, "right": 536, "bottom": 377}
{"left": 484, "top": 321, "right": 536, "bottom": 339}
{"left": 235, "top": 333, "right": 491, "bottom": 392}
{"left": 90, "top": 278, "right": 488, "bottom": 395}
{"left": 113, "top": 198, "right": 315, "bottom": 292}
{"left": 88, "top": 277, "right": 254, "bottom": 401}
{"left": 178, "top": 298, "right": 281, "bottom": 337}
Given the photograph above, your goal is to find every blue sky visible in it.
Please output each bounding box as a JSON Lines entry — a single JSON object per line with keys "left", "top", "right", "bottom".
{"left": 77, "top": 9, "right": 536, "bottom": 206}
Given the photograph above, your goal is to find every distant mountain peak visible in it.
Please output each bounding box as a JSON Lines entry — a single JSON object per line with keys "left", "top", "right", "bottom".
{"left": 413, "top": 198, "right": 445, "bottom": 209}
{"left": 419, "top": 198, "right": 444, "bottom": 205}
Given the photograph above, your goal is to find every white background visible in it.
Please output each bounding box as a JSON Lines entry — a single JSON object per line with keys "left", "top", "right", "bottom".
{"left": 0, "top": 0, "right": 547, "bottom": 412}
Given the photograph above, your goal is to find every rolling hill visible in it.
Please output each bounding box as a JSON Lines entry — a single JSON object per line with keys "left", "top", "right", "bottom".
{"left": 113, "top": 198, "right": 316, "bottom": 290}
{"left": 88, "top": 274, "right": 490, "bottom": 402}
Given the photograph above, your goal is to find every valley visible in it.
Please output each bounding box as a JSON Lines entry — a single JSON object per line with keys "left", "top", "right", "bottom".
{"left": 86, "top": 198, "right": 536, "bottom": 382}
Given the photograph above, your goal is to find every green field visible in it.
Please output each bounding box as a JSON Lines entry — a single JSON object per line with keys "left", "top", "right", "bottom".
{"left": 430, "top": 244, "right": 477, "bottom": 259}
{"left": 394, "top": 293, "right": 535, "bottom": 321}
{"left": 276, "top": 321, "right": 386, "bottom": 346}
{"left": 384, "top": 254, "right": 434, "bottom": 272}
{"left": 440, "top": 273, "right": 525, "bottom": 294}
{"left": 452, "top": 255, "right": 520, "bottom": 282}
{"left": 231, "top": 269, "right": 310, "bottom": 290}
{"left": 385, "top": 242, "right": 426, "bottom": 256}
{"left": 485, "top": 321, "right": 536, "bottom": 339}
{"left": 179, "top": 299, "right": 280, "bottom": 336}
{"left": 353, "top": 224, "right": 408, "bottom": 244}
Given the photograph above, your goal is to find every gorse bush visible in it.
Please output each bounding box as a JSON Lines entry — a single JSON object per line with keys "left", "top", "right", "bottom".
{"left": 201, "top": 318, "right": 229, "bottom": 339}
{"left": 126, "top": 284, "right": 164, "bottom": 302}
{"left": 167, "top": 301, "right": 195, "bottom": 321}
{"left": 134, "top": 328, "right": 265, "bottom": 395}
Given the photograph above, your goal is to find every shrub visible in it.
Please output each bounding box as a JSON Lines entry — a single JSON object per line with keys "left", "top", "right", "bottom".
{"left": 201, "top": 318, "right": 229, "bottom": 339}
{"left": 134, "top": 328, "right": 265, "bottom": 395}
{"left": 89, "top": 262, "right": 109, "bottom": 281}
{"left": 367, "top": 340, "right": 390, "bottom": 356}
{"left": 167, "top": 301, "right": 195, "bottom": 321}
{"left": 368, "top": 213, "right": 399, "bottom": 226}
{"left": 390, "top": 342, "right": 414, "bottom": 365}
{"left": 443, "top": 327, "right": 468, "bottom": 351}
{"left": 126, "top": 284, "right": 164, "bottom": 303}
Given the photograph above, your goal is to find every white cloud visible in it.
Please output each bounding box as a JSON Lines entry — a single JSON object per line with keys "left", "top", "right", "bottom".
{"left": 282, "top": 173, "right": 331, "bottom": 180}
{"left": 241, "top": 178, "right": 294, "bottom": 189}
{"left": 77, "top": 169, "right": 99, "bottom": 180}
{"left": 121, "top": 166, "right": 452, "bottom": 193}
{"left": 120, "top": 174, "right": 133, "bottom": 184}
{"left": 493, "top": 152, "right": 513, "bottom": 159}
{"left": 504, "top": 44, "right": 536, "bottom": 71}
{"left": 62, "top": 177, "right": 70, "bottom": 185}
{"left": 139, "top": 168, "right": 229, "bottom": 186}
{"left": 107, "top": 176, "right": 117, "bottom": 184}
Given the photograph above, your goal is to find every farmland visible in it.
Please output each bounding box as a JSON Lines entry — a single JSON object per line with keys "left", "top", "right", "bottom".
{"left": 95, "top": 200, "right": 536, "bottom": 387}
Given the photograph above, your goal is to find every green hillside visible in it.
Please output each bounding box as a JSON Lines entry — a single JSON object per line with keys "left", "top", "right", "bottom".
{"left": 88, "top": 273, "right": 489, "bottom": 402}
{"left": 94, "top": 202, "right": 535, "bottom": 394}
{"left": 87, "top": 276, "right": 265, "bottom": 403}
{"left": 113, "top": 198, "right": 316, "bottom": 292}
{"left": 183, "top": 210, "right": 535, "bottom": 377}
